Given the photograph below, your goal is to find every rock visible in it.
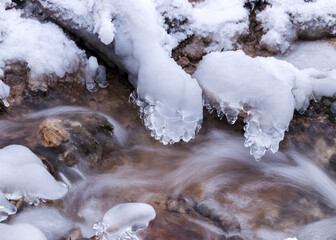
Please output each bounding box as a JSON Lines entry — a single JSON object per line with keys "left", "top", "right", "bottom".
{"left": 36, "top": 113, "right": 114, "bottom": 167}
{"left": 182, "top": 37, "right": 206, "bottom": 61}
{"left": 195, "top": 203, "right": 241, "bottom": 233}
{"left": 227, "top": 235, "right": 244, "bottom": 240}
{"left": 331, "top": 101, "right": 336, "bottom": 115}
{"left": 67, "top": 226, "right": 83, "bottom": 240}
{"left": 38, "top": 119, "right": 68, "bottom": 147}
{"left": 329, "top": 154, "right": 336, "bottom": 172}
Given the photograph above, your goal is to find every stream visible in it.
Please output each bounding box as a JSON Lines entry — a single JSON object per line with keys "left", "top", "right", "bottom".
{"left": 0, "top": 75, "right": 335, "bottom": 240}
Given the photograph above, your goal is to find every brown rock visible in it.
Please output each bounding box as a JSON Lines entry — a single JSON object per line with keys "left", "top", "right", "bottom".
{"left": 38, "top": 119, "right": 68, "bottom": 147}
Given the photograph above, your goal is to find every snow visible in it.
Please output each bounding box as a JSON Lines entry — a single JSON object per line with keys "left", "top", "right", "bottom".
{"left": 0, "top": 223, "right": 47, "bottom": 240}
{"left": 93, "top": 203, "right": 156, "bottom": 240}
{"left": 193, "top": 50, "right": 336, "bottom": 159}
{"left": 0, "top": 4, "right": 107, "bottom": 93}
{"left": 154, "top": 0, "right": 249, "bottom": 51}
{"left": 277, "top": 41, "right": 336, "bottom": 71}
{"left": 257, "top": 0, "right": 336, "bottom": 53}
{"left": 0, "top": 145, "right": 68, "bottom": 202}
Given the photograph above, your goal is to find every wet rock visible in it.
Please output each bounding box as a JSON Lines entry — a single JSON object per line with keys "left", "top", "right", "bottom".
{"left": 38, "top": 119, "right": 68, "bottom": 147}
{"left": 182, "top": 37, "right": 206, "bottom": 61}
{"left": 2, "top": 61, "right": 30, "bottom": 107}
{"left": 331, "top": 101, "right": 336, "bottom": 115}
{"left": 166, "top": 196, "right": 195, "bottom": 214}
{"left": 195, "top": 203, "right": 241, "bottom": 233}
{"left": 329, "top": 154, "right": 336, "bottom": 172}
{"left": 36, "top": 113, "right": 114, "bottom": 167}
{"left": 67, "top": 226, "right": 83, "bottom": 240}
{"left": 227, "top": 235, "right": 244, "bottom": 240}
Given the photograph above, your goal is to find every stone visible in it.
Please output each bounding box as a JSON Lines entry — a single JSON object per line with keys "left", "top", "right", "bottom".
{"left": 38, "top": 119, "right": 68, "bottom": 147}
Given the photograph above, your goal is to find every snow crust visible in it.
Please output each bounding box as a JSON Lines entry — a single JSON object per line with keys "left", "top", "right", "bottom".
{"left": 154, "top": 0, "right": 249, "bottom": 51}
{"left": 0, "top": 4, "right": 107, "bottom": 93}
{"left": 0, "top": 223, "right": 47, "bottom": 240}
{"left": 257, "top": 0, "right": 336, "bottom": 53}
{"left": 193, "top": 50, "right": 336, "bottom": 159}
{"left": 0, "top": 145, "right": 68, "bottom": 202}
{"left": 93, "top": 203, "right": 156, "bottom": 240}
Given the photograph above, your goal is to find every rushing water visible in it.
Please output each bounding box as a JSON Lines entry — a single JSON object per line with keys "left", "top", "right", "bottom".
{"left": 0, "top": 85, "right": 336, "bottom": 240}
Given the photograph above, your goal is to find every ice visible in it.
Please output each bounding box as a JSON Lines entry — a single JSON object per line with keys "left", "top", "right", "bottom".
{"left": 0, "top": 223, "right": 47, "bottom": 240}
{"left": 193, "top": 50, "right": 336, "bottom": 159}
{"left": 0, "top": 145, "right": 68, "bottom": 202}
{"left": 12, "top": 207, "right": 73, "bottom": 240}
{"left": 93, "top": 203, "right": 156, "bottom": 240}
{"left": 0, "top": 191, "right": 16, "bottom": 222}
{"left": 257, "top": 0, "right": 336, "bottom": 53}
{"left": 0, "top": 4, "right": 107, "bottom": 92}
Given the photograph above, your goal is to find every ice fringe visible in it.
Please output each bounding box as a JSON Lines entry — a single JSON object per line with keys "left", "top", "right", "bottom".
{"left": 35, "top": 0, "right": 204, "bottom": 145}
{"left": 193, "top": 50, "right": 336, "bottom": 159}
{"left": 93, "top": 203, "right": 156, "bottom": 240}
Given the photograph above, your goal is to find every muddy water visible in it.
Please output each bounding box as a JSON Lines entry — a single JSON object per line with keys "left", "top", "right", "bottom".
{"left": 1, "top": 73, "right": 336, "bottom": 240}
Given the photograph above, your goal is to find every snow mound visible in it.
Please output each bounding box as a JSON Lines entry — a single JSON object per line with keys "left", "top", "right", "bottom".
{"left": 0, "top": 223, "right": 47, "bottom": 240}
{"left": 257, "top": 0, "right": 336, "bottom": 53}
{"left": 93, "top": 203, "right": 156, "bottom": 240}
{"left": 0, "top": 145, "right": 68, "bottom": 203}
{"left": 193, "top": 50, "right": 336, "bottom": 159}
{"left": 0, "top": 5, "right": 106, "bottom": 93}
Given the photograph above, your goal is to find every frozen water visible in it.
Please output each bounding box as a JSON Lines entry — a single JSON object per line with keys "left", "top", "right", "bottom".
{"left": 193, "top": 50, "right": 336, "bottom": 159}
{"left": 0, "top": 145, "right": 68, "bottom": 202}
{"left": 93, "top": 203, "right": 156, "bottom": 240}
{"left": 0, "top": 191, "right": 16, "bottom": 222}
{"left": 0, "top": 223, "right": 47, "bottom": 240}
{"left": 37, "top": 0, "right": 203, "bottom": 144}
{"left": 257, "top": 0, "right": 336, "bottom": 53}
{"left": 12, "top": 207, "right": 73, "bottom": 240}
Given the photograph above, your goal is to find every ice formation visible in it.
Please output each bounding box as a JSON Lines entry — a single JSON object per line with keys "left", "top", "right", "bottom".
{"left": 0, "top": 145, "right": 68, "bottom": 203}
{"left": 193, "top": 50, "right": 336, "bottom": 159}
{"left": 257, "top": 0, "right": 336, "bottom": 53}
{"left": 12, "top": 207, "right": 72, "bottom": 240}
{"left": 0, "top": 191, "right": 16, "bottom": 222}
{"left": 35, "top": 0, "right": 203, "bottom": 144}
{"left": 93, "top": 203, "right": 156, "bottom": 240}
{"left": 0, "top": 223, "right": 47, "bottom": 240}
{"left": 0, "top": 2, "right": 106, "bottom": 92}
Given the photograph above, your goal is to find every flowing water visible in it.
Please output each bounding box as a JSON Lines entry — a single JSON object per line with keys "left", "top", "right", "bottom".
{"left": 1, "top": 79, "right": 336, "bottom": 240}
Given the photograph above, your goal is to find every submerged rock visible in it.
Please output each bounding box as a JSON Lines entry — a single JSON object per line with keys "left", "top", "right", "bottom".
{"left": 38, "top": 119, "right": 68, "bottom": 147}
{"left": 36, "top": 114, "right": 114, "bottom": 167}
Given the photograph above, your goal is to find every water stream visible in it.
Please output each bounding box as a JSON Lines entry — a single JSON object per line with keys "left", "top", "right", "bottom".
{"left": 0, "top": 88, "right": 335, "bottom": 240}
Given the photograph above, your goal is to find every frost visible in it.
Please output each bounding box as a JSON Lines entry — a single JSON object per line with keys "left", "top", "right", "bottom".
{"left": 0, "top": 145, "right": 68, "bottom": 202}
{"left": 0, "top": 223, "right": 47, "bottom": 240}
{"left": 193, "top": 50, "right": 336, "bottom": 159}
{"left": 257, "top": 0, "right": 336, "bottom": 53}
{"left": 0, "top": 191, "right": 16, "bottom": 222}
{"left": 93, "top": 203, "right": 156, "bottom": 240}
